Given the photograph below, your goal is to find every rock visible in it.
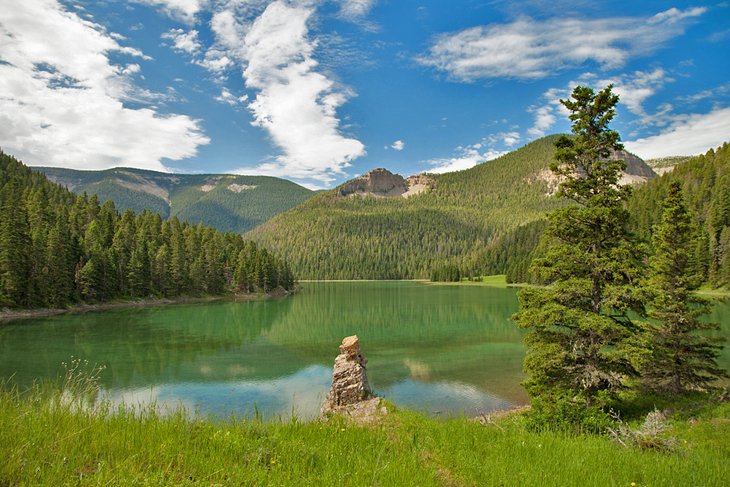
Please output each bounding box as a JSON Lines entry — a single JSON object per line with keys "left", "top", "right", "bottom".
{"left": 336, "top": 168, "right": 407, "bottom": 197}
{"left": 322, "top": 335, "right": 378, "bottom": 415}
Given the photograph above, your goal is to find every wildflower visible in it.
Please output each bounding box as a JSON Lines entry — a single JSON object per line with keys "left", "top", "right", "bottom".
{"left": 340, "top": 428, "right": 346, "bottom": 432}
{"left": 630, "top": 483, "right": 636, "bottom": 486}
{"left": 270, "top": 459, "right": 276, "bottom": 465}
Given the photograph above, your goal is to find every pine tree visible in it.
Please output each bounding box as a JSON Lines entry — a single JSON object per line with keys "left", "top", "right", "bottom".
{"left": 640, "top": 181, "right": 727, "bottom": 393}
{"left": 0, "top": 179, "right": 31, "bottom": 307}
{"left": 512, "top": 85, "right": 644, "bottom": 427}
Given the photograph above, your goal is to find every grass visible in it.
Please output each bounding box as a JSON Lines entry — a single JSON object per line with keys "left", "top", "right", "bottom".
{"left": 695, "top": 284, "right": 730, "bottom": 297}
{"left": 425, "top": 275, "right": 514, "bottom": 288}
{"left": 2, "top": 380, "right": 729, "bottom": 486}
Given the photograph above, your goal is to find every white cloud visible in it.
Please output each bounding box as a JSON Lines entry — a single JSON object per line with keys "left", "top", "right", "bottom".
{"left": 339, "top": 0, "right": 377, "bottom": 19}
{"left": 0, "top": 0, "right": 209, "bottom": 171}
{"left": 425, "top": 144, "right": 506, "bottom": 174}
{"left": 133, "top": 0, "right": 206, "bottom": 23}
{"left": 211, "top": 1, "right": 365, "bottom": 184}
{"left": 418, "top": 7, "right": 706, "bottom": 81}
{"left": 527, "top": 88, "right": 567, "bottom": 137}
{"left": 502, "top": 131, "right": 520, "bottom": 147}
{"left": 527, "top": 68, "right": 671, "bottom": 138}
{"left": 625, "top": 107, "right": 730, "bottom": 159}
{"left": 162, "top": 28, "right": 202, "bottom": 55}
{"left": 215, "top": 87, "right": 248, "bottom": 106}
{"left": 677, "top": 82, "right": 730, "bottom": 104}
{"left": 197, "top": 48, "right": 234, "bottom": 72}
{"left": 590, "top": 68, "right": 671, "bottom": 118}
{"left": 391, "top": 139, "right": 405, "bottom": 151}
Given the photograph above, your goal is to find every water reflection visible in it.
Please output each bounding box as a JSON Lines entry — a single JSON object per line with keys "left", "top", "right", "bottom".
{"left": 1, "top": 282, "right": 728, "bottom": 419}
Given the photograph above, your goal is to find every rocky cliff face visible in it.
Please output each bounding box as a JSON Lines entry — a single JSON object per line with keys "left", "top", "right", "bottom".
{"left": 336, "top": 168, "right": 433, "bottom": 198}
{"left": 337, "top": 168, "right": 406, "bottom": 197}
{"left": 614, "top": 150, "right": 657, "bottom": 185}
{"left": 533, "top": 149, "right": 657, "bottom": 195}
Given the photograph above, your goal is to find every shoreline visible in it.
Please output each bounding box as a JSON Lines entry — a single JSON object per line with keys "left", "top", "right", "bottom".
{"left": 0, "top": 288, "right": 293, "bottom": 324}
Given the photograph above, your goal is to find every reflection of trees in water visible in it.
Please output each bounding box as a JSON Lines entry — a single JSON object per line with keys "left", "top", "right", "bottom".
{"left": 0, "top": 299, "right": 292, "bottom": 388}
{"left": 705, "top": 304, "right": 730, "bottom": 373}
{"left": 267, "top": 282, "right": 521, "bottom": 351}
{"left": 264, "top": 283, "right": 527, "bottom": 398}
{"left": 4, "top": 285, "right": 726, "bottom": 402}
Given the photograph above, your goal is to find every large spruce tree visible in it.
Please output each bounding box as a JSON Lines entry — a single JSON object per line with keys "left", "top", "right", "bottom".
{"left": 513, "top": 85, "right": 644, "bottom": 426}
{"left": 640, "top": 181, "right": 726, "bottom": 393}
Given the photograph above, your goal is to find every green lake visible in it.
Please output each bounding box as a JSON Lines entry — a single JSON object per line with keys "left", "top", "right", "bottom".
{"left": 1, "top": 282, "right": 728, "bottom": 420}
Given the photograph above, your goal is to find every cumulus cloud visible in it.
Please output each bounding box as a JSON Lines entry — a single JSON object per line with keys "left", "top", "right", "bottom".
{"left": 527, "top": 69, "right": 671, "bottom": 137}
{"left": 0, "top": 0, "right": 209, "bottom": 171}
{"left": 589, "top": 68, "right": 672, "bottom": 118}
{"left": 162, "top": 28, "right": 202, "bottom": 54}
{"left": 502, "top": 131, "right": 520, "bottom": 147}
{"left": 418, "top": 7, "right": 706, "bottom": 81}
{"left": 425, "top": 143, "right": 506, "bottom": 174}
{"left": 215, "top": 87, "right": 248, "bottom": 107}
{"left": 391, "top": 140, "right": 405, "bottom": 151}
{"left": 133, "top": 0, "right": 206, "bottom": 23}
{"left": 210, "top": 1, "right": 365, "bottom": 184}
{"left": 625, "top": 107, "right": 730, "bottom": 159}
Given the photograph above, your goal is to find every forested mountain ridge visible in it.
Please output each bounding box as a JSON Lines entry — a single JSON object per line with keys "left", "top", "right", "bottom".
{"left": 247, "top": 136, "right": 656, "bottom": 280}
{"left": 628, "top": 142, "right": 730, "bottom": 287}
{"left": 0, "top": 152, "right": 295, "bottom": 309}
{"left": 37, "top": 166, "right": 314, "bottom": 234}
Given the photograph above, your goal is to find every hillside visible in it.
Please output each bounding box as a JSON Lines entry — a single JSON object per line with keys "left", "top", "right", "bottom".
{"left": 37, "top": 167, "right": 314, "bottom": 234}
{"left": 628, "top": 142, "right": 730, "bottom": 287}
{"left": 248, "top": 136, "right": 656, "bottom": 279}
{"left": 0, "top": 152, "right": 295, "bottom": 309}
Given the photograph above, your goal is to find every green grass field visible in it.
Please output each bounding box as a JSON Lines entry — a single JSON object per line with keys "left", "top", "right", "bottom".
{"left": 2, "top": 381, "right": 729, "bottom": 486}
{"left": 424, "top": 274, "right": 513, "bottom": 288}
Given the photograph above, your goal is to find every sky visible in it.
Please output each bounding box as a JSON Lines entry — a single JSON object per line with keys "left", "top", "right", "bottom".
{"left": 0, "top": 0, "right": 729, "bottom": 189}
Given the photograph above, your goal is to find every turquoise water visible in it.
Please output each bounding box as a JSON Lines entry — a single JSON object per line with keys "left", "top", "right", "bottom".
{"left": 1, "top": 282, "right": 727, "bottom": 419}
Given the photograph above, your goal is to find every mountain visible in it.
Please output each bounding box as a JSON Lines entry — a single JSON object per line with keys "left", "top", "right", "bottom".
{"left": 36, "top": 167, "right": 314, "bottom": 234}
{"left": 248, "top": 136, "right": 657, "bottom": 280}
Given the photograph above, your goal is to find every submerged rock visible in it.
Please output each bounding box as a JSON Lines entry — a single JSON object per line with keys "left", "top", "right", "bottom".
{"left": 322, "top": 336, "right": 386, "bottom": 422}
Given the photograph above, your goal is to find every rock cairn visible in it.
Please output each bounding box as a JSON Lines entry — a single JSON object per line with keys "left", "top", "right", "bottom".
{"left": 322, "top": 335, "right": 377, "bottom": 414}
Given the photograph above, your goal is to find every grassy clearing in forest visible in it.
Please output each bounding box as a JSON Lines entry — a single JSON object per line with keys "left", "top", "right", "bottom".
{"left": 2, "top": 382, "right": 729, "bottom": 486}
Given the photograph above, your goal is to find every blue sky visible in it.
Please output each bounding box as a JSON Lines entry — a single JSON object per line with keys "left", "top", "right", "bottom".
{"left": 1, "top": 0, "right": 729, "bottom": 189}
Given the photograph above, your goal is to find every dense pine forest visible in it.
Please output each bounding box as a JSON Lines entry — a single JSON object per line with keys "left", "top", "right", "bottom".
{"left": 628, "top": 142, "right": 730, "bottom": 287}
{"left": 249, "top": 136, "right": 572, "bottom": 279}
{"left": 250, "top": 136, "right": 728, "bottom": 284}
{"left": 0, "top": 152, "right": 294, "bottom": 309}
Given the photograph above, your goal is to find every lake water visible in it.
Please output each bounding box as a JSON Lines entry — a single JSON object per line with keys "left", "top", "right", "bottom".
{"left": 1, "top": 282, "right": 728, "bottom": 420}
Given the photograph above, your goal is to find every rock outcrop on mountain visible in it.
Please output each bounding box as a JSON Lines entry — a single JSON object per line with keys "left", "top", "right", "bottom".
{"left": 614, "top": 150, "right": 657, "bottom": 185}
{"left": 534, "top": 148, "right": 657, "bottom": 195}
{"left": 336, "top": 169, "right": 433, "bottom": 198}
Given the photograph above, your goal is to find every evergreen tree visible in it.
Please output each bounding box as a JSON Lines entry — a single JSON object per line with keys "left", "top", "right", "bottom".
{"left": 0, "top": 151, "right": 295, "bottom": 308}
{"left": 45, "top": 209, "right": 74, "bottom": 307}
{"left": 512, "top": 85, "right": 644, "bottom": 427}
{"left": 640, "top": 181, "right": 727, "bottom": 393}
{"left": 0, "top": 179, "right": 30, "bottom": 307}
